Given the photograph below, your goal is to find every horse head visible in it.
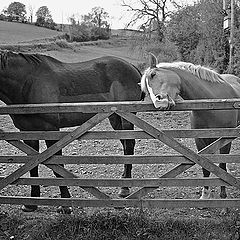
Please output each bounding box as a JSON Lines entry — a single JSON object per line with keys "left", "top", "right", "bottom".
{"left": 140, "top": 53, "right": 181, "bottom": 109}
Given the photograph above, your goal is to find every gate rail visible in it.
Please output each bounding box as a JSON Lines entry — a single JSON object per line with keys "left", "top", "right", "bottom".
{"left": 0, "top": 99, "right": 240, "bottom": 209}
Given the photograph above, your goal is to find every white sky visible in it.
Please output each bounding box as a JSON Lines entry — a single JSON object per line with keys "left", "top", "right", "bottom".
{"left": 0, "top": 0, "right": 192, "bottom": 29}
{"left": 0, "top": 0, "right": 132, "bottom": 29}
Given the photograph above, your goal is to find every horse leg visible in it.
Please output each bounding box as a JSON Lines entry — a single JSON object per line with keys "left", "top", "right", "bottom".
{"left": 195, "top": 138, "right": 212, "bottom": 199}
{"left": 108, "top": 114, "right": 135, "bottom": 198}
{"left": 45, "top": 140, "right": 72, "bottom": 214}
{"left": 200, "top": 168, "right": 211, "bottom": 199}
{"left": 118, "top": 137, "right": 135, "bottom": 197}
{"left": 219, "top": 143, "right": 231, "bottom": 199}
{"left": 218, "top": 143, "right": 232, "bottom": 215}
{"left": 22, "top": 140, "right": 40, "bottom": 212}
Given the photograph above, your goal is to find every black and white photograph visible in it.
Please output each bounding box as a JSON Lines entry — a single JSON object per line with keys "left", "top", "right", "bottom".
{"left": 0, "top": 0, "right": 240, "bottom": 239}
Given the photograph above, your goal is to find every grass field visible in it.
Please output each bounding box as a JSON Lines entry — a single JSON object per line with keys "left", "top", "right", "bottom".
{"left": 0, "top": 21, "right": 64, "bottom": 44}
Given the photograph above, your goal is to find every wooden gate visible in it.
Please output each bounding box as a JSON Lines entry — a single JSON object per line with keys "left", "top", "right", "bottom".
{"left": 0, "top": 99, "right": 240, "bottom": 209}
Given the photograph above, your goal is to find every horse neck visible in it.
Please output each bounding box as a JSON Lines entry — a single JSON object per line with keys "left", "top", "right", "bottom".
{"left": 0, "top": 77, "right": 23, "bottom": 104}
{"left": 0, "top": 63, "right": 34, "bottom": 104}
{"left": 175, "top": 69, "right": 230, "bottom": 100}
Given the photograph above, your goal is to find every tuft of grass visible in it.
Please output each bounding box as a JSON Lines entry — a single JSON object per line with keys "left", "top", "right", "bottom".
{"left": 0, "top": 209, "right": 238, "bottom": 240}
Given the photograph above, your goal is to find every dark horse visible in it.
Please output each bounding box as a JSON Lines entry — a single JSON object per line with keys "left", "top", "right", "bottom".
{"left": 0, "top": 50, "right": 141, "bottom": 212}
{"left": 141, "top": 53, "right": 240, "bottom": 200}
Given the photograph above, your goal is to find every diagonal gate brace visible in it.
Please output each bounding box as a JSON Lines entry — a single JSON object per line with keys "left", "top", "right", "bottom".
{"left": 127, "top": 136, "right": 237, "bottom": 199}
{"left": 117, "top": 111, "right": 240, "bottom": 197}
{"left": 0, "top": 112, "right": 112, "bottom": 195}
{"left": 8, "top": 140, "right": 110, "bottom": 199}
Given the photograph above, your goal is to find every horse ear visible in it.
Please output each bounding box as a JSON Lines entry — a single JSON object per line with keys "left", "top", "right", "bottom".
{"left": 149, "top": 53, "right": 158, "bottom": 68}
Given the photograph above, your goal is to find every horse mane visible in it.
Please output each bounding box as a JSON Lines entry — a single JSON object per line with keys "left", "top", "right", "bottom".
{"left": 18, "top": 52, "right": 42, "bottom": 65}
{"left": 0, "top": 50, "right": 8, "bottom": 69}
{"left": 0, "top": 50, "right": 60, "bottom": 69}
{"left": 140, "top": 61, "right": 225, "bottom": 94}
{"left": 157, "top": 61, "right": 225, "bottom": 83}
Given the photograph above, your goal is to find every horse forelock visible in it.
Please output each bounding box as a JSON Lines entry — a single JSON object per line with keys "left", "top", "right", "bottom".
{"left": 140, "top": 68, "right": 150, "bottom": 94}
{"left": 156, "top": 62, "right": 225, "bottom": 83}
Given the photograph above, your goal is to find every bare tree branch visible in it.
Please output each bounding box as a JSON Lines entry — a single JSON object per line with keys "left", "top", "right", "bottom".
{"left": 121, "top": 0, "right": 178, "bottom": 41}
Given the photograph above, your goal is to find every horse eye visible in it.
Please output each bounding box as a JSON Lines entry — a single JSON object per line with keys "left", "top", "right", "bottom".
{"left": 150, "top": 71, "right": 156, "bottom": 78}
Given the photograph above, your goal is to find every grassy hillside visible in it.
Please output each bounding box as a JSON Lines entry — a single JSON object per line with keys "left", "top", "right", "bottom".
{"left": 0, "top": 21, "right": 64, "bottom": 44}
{"left": 0, "top": 20, "right": 146, "bottom": 67}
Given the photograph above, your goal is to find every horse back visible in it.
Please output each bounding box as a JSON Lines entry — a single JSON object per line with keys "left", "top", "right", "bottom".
{"left": 20, "top": 56, "right": 142, "bottom": 129}
{"left": 25, "top": 56, "right": 141, "bottom": 103}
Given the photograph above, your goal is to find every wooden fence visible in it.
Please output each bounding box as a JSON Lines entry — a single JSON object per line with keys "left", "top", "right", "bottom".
{"left": 0, "top": 99, "right": 240, "bottom": 209}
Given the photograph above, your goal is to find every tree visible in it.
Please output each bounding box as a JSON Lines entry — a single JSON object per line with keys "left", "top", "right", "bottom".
{"left": 121, "top": 0, "right": 178, "bottom": 41}
{"left": 83, "top": 7, "right": 110, "bottom": 29}
{"left": 167, "top": 0, "right": 229, "bottom": 72}
{"left": 7, "top": 2, "right": 26, "bottom": 21}
{"left": 197, "top": 0, "right": 228, "bottom": 70}
{"left": 167, "top": 3, "right": 201, "bottom": 62}
{"left": 67, "top": 7, "right": 111, "bottom": 42}
{"left": 68, "top": 14, "right": 92, "bottom": 42}
{"left": 35, "top": 6, "right": 55, "bottom": 29}
{"left": 82, "top": 7, "right": 110, "bottom": 40}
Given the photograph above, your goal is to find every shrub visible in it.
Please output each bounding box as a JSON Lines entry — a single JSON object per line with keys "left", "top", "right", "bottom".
{"left": 55, "top": 39, "right": 72, "bottom": 49}
{"left": 68, "top": 23, "right": 110, "bottom": 43}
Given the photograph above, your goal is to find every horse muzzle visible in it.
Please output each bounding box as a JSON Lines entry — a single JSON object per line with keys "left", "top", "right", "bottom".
{"left": 152, "top": 94, "right": 175, "bottom": 110}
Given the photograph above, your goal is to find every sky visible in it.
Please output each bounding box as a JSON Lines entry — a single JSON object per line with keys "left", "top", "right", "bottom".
{"left": 0, "top": 0, "right": 134, "bottom": 29}
{"left": 0, "top": 0, "right": 192, "bottom": 29}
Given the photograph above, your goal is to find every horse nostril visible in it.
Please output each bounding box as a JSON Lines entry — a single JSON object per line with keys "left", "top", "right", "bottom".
{"left": 156, "top": 94, "right": 162, "bottom": 100}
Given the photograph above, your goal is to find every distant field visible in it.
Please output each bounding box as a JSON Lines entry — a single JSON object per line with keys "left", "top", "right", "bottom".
{"left": 0, "top": 21, "right": 64, "bottom": 44}
{"left": 0, "top": 20, "right": 145, "bottom": 66}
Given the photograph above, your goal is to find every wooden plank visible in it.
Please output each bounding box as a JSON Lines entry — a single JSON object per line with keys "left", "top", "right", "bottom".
{"left": 4, "top": 137, "right": 111, "bottom": 199}
{"left": 117, "top": 111, "right": 240, "bottom": 189}
{"left": 0, "top": 113, "right": 111, "bottom": 191}
{"left": 2, "top": 128, "right": 240, "bottom": 141}
{"left": 1, "top": 99, "right": 240, "bottom": 115}
{"left": 5, "top": 113, "right": 238, "bottom": 200}
{"left": 127, "top": 164, "right": 194, "bottom": 199}
{"left": 1, "top": 154, "right": 240, "bottom": 164}
{"left": 7, "top": 177, "right": 236, "bottom": 187}
{"left": 46, "top": 164, "right": 110, "bottom": 199}
{"left": 0, "top": 196, "right": 239, "bottom": 208}
{"left": 159, "top": 135, "right": 238, "bottom": 178}
{"left": 6, "top": 139, "right": 38, "bottom": 155}
{"left": 127, "top": 133, "right": 238, "bottom": 199}
{"left": 126, "top": 125, "right": 239, "bottom": 199}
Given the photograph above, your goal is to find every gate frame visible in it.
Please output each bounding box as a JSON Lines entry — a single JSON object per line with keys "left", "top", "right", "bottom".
{"left": 0, "top": 99, "right": 240, "bottom": 209}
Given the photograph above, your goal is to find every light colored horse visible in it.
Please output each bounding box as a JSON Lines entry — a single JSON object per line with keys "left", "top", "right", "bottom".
{"left": 141, "top": 53, "right": 240, "bottom": 199}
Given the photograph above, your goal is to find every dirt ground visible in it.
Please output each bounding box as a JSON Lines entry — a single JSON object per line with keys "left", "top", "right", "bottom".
{"left": 1, "top": 47, "right": 240, "bottom": 221}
